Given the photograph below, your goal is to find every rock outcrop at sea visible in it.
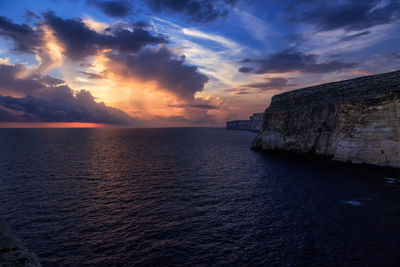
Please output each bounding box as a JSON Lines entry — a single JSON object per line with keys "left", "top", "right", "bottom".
{"left": 251, "top": 70, "right": 400, "bottom": 168}
{"left": 0, "top": 218, "right": 40, "bottom": 266}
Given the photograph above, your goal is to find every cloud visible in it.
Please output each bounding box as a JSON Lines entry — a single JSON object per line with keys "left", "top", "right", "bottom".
{"left": 223, "top": 77, "right": 291, "bottom": 95}
{"left": 237, "top": 66, "right": 252, "bottom": 73}
{"left": 288, "top": 0, "right": 400, "bottom": 31}
{"left": 0, "top": 63, "right": 73, "bottom": 100}
{"left": 0, "top": 63, "right": 135, "bottom": 124}
{"left": 159, "top": 95, "right": 231, "bottom": 124}
{"left": 79, "top": 71, "right": 103, "bottom": 79}
{"left": 87, "top": 0, "right": 132, "bottom": 18}
{"left": 223, "top": 87, "right": 251, "bottom": 95}
{"left": 168, "top": 103, "right": 218, "bottom": 109}
{"left": 243, "top": 77, "right": 290, "bottom": 91}
{"left": 167, "top": 96, "right": 223, "bottom": 110}
{"left": 152, "top": 115, "right": 190, "bottom": 123}
{"left": 107, "top": 47, "right": 209, "bottom": 100}
{"left": 182, "top": 27, "right": 238, "bottom": 49}
{"left": 239, "top": 49, "right": 356, "bottom": 74}
{"left": 0, "top": 16, "right": 42, "bottom": 53}
{"left": 340, "top": 30, "right": 371, "bottom": 41}
{"left": 43, "top": 12, "right": 167, "bottom": 61}
{"left": 234, "top": 8, "right": 273, "bottom": 42}
{"left": 0, "top": 93, "right": 134, "bottom": 124}
{"left": 153, "top": 113, "right": 215, "bottom": 124}
{"left": 150, "top": 17, "right": 249, "bottom": 92}
{"left": 147, "top": 0, "right": 237, "bottom": 23}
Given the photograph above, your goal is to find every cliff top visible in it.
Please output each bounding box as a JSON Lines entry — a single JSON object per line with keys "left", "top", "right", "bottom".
{"left": 269, "top": 70, "right": 400, "bottom": 111}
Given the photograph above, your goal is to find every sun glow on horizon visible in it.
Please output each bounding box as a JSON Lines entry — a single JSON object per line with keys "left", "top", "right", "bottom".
{"left": 0, "top": 122, "right": 109, "bottom": 128}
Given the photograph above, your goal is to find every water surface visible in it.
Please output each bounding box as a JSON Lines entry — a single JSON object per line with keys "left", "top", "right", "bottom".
{"left": 0, "top": 128, "right": 400, "bottom": 265}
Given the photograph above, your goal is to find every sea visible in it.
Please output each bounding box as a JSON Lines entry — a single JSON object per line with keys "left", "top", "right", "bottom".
{"left": 0, "top": 127, "right": 400, "bottom": 266}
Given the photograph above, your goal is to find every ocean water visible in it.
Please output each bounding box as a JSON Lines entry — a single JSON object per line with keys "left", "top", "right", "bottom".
{"left": 0, "top": 128, "right": 400, "bottom": 266}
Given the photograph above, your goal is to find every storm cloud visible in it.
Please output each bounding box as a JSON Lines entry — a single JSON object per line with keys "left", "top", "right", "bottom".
{"left": 0, "top": 93, "right": 134, "bottom": 124}
{"left": 0, "top": 63, "right": 135, "bottom": 124}
{"left": 0, "top": 64, "right": 73, "bottom": 101}
{"left": 43, "top": 12, "right": 167, "bottom": 60}
{"left": 340, "top": 30, "right": 371, "bottom": 42}
{"left": 244, "top": 78, "right": 290, "bottom": 91}
{"left": 288, "top": 0, "right": 400, "bottom": 31}
{"left": 147, "top": 0, "right": 237, "bottom": 23}
{"left": 0, "top": 16, "right": 41, "bottom": 53}
{"left": 168, "top": 103, "right": 218, "bottom": 109}
{"left": 239, "top": 49, "right": 356, "bottom": 74}
{"left": 107, "top": 47, "right": 209, "bottom": 100}
{"left": 87, "top": 0, "right": 132, "bottom": 18}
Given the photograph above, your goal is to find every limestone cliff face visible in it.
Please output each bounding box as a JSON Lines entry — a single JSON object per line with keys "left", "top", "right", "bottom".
{"left": 0, "top": 218, "right": 41, "bottom": 266}
{"left": 249, "top": 113, "right": 264, "bottom": 132}
{"left": 252, "top": 70, "right": 400, "bottom": 168}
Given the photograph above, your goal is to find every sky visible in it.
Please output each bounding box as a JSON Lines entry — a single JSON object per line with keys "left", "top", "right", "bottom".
{"left": 0, "top": 0, "right": 399, "bottom": 127}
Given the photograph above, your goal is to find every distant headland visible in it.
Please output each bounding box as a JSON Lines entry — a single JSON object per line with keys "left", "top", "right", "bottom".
{"left": 251, "top": 70, "right": 400, "bottom": 168}
{"left": 226, "top": 113, "right": 264, "bottom": 132}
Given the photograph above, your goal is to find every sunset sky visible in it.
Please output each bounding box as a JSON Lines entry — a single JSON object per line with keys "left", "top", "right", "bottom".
{"left": 0, "top": 0, "right": 399, "bottom": 127}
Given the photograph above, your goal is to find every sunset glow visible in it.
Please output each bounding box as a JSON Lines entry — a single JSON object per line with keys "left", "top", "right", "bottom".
{"left": 0, "top": 0, "right": 399, "bottom": 127}
{"left": 0, "top": 122, "right": 108, "bottom": 128}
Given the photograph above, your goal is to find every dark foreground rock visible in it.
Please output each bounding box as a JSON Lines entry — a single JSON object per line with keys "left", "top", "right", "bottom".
{"left": 0, "top": 218, "right": 40, "bottom": 266}
{"left": 252, "top": 70, "right": 400, "bottom": 168}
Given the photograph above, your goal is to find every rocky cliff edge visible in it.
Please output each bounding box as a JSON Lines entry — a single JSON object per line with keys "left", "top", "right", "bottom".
{"left": 252, "top": 70, "right": 400, "bottom": 168}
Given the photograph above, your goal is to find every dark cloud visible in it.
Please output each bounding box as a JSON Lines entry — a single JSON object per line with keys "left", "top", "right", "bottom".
{"left": 40, "top": 75, "right": 65, "bottom": 86}
{"left": 161, "top": 95, "right": 228, "bottom": 124}
{"left": 147, "top": 0, "right": 238, "bottom": 23}
{"left": 223, "top": 78, "right": 291, "bottom": 95}
{"left": 0, "top": 93, "right": 134, "bottom": 124}
{"left": 244, "top": 77, "right": 290, "bottom": 91}
{"left": 168, "top": 103, "right": 218, "bottom": 109}
{"left": 238, "top": 66, "right": 253, "bottom": 73}
{"left": 340, "top": 30, "right": 370, "bottom": 41}
{"left": 167, "top": 97, "right": 223, "bottom": 110}
{"left": 152, "top": 113, "right": 216, "bottom": 124}
{"left": 0, "top": 64, "right": 73, "bottom": 101}
{"left": 107, "top": 47, "right": 209, "bottom": 100}
{"left": 234, "top": 89, "right": 250, "bottom": 95}
{"left": 80, "top": 71, "right": 103, "bottom": 79}
{"left": 288, "top": 0, "right": 400, "bottom": 31}
{"left": 0, "top": 16, "right": 41, "bottom": 53}
{"left": 152, "top": 115, "right": 190, "bottom": 123}
{"left": 239, "top": 49, "right": 356, "bottom": 74}
{"left": 375, "top": 52, "right": 400, "bottom": 62}
{"left": 223, "top": 87, "right": 251, "bottom": 95}
{"left": 43, "top": 12, "right": 167, "bottom": 60}
{"left": 87, "top": 0, "right": 131, "bottom": 17}
{"left": 25, "top": 10, "right": 40, "bottom": 23}
{"left": 0, "top": 63, "right": 135, "bottom": 124}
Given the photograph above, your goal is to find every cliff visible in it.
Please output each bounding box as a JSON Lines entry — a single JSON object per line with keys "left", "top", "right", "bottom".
{"left": 249, "top": 113, "right": 264, "bottom": 132}
{"left": 226, "top": 120, "right": 250, "bottom": 130}
{"left": 0, "top": 218, "right": 41, "bottom": 266}
{"left": 251, "top": 70, "right": 400, "bottom": 168}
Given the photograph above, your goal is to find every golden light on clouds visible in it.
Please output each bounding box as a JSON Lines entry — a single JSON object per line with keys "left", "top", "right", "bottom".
{"left": 34, "top": 26, "right": 64, "bottom": 75}
{"left": 83, "top": 16, "right": 109, "bottom": 33}
{"left": 3, "top": 15, "right": 267, "bottom": 126}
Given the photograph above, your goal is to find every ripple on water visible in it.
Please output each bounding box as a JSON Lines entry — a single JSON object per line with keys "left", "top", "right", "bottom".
{"left": 0, "top": 128, "right": 400, "bottom": 266}
{"left": 343, "top": 200, "right": 362, "bottom": 206}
